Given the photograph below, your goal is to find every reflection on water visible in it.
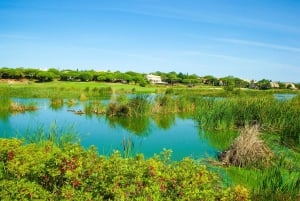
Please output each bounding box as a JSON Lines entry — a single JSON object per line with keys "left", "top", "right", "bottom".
{"left": 107, "top": 116, "right": 151, "bottom": 136}
{"left": 0, "top": 98, "right": 220, "bottom": 160}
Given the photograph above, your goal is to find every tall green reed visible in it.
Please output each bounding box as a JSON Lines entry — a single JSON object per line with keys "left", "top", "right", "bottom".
{"left": 21, "top": 122, "right": 79, "bottom": 148}
{"left": 196, "top": 95, "right": 300, "bottom": 146}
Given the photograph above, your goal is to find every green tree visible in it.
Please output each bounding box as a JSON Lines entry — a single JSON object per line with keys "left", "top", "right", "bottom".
{"left": 60, "top": 70, "right": 79, "bottom": 81}
{"left": 202, "top": 75, "right": 218, "bottom": 86}
{"left": 257, "top": 79, "right": 271, "bottom": 90}
{"left": 36, "top": 72, "right": 55, "bottom": 82}
{"left": 24, "top": 68, "right": 39, "bottom": 79}
{"left": 79, "top": 72, "right": 93, "bottom": 82}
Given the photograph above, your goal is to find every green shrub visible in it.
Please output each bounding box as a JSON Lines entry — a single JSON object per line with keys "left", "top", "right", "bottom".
{"left": 0, "top": 138, "right": 249, "bottom": 200}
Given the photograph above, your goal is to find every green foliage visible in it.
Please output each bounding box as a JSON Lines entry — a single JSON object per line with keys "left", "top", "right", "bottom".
{"left": 79, "top": 72, "right": 93, "bottom": 82}
{"left": 107, "top": 95, "right": 150, "bottom": 117}
{"left": 257, "top": 79, "right": 271, "bottom": 90}
{"left": 0, "top": 138, "right": 249, "bottom": 200}
{"left": 226, "top": 160, "right": 300, "bottom": 201}
{"left": 36, "top": 71, "right": 55, "bottom": 82}
{"left": 196, "top": 95, "right": 300, "bottom": 146}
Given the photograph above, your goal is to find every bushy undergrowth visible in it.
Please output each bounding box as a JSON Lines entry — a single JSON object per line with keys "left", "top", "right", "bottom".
{"left": 0, "top": 138, "right": 249, "bottom": 200}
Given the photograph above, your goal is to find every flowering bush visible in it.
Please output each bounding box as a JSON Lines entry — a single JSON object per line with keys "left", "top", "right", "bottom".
{"left": 0, "top": 138, "right": 249, "bottom": 200}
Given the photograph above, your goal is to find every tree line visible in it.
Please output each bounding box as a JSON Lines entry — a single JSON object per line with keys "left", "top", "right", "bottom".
{"left": 0, "top": 67, "right": 298, "bottom": 90}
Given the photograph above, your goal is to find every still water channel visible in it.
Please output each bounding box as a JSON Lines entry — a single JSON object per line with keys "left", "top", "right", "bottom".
{"left": 0, "top": 98, "right": 219, "bottom": 160}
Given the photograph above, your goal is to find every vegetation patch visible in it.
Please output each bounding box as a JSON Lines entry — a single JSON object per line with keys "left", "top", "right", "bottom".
{"left": 220, "top": 125, "right": 273, "bottom": 167}
{"left": 0, "top": 138, "right": 250, "bottom": 200}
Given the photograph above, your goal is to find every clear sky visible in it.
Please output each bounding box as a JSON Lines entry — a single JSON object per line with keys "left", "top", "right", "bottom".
{"left": 1, "top": 0, "right": 300, "bottom": 82}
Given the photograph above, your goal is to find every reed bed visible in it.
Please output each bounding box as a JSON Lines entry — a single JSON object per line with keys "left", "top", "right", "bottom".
{"left": 196, "top": 95, "right": 300, "bottom": 146}
{"left": 9, "top": 102, "right": 37, "bottom": 113}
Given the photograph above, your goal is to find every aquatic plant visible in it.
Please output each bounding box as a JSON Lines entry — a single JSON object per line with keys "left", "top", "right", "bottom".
{"left": 50, "top": 98, "right": 64, "bottom": 110}
{"left": 78, "top": 93, "right": 87, "bottom": 101}
{"left": 106, "top": 95, "right": 150, "bottom": 117}
{"left": 0, "top": 96, "right": 11, "bottom": 120}
{"left": 253, "top": 165, "right": 300, "bottom": 201}
{"left": 196, "top": 95, "right": 300, "bottom": 146}
{"left": 9, "top": 102, "right": 37, "bottom": 113}
{"left": 21, "top": 122, "right": 79, "bottom": 148}
{"left": 66, "top": 99, "right": 77, "bottom": 107}
{"left": 122, "top": 137, "right": 134, "bottom": 158}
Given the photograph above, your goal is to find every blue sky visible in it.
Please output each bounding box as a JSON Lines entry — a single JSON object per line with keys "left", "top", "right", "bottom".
{"left": 1, "top": 0, "right": 300, "bottom": 82}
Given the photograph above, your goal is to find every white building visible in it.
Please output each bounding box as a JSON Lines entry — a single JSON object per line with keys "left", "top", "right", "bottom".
{"left": 146, "top": 74, "right": 165, "bottom": 84}
{"left": 270, "top": 82, "right": 279, "bottom": 88}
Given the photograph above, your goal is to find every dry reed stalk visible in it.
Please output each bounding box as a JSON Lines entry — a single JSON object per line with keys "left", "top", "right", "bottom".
{"left": 220, "top": 125, "right": 273, "bottom": 167}
{"left": 10, "top": 102, "right": 37, "bottom": 112}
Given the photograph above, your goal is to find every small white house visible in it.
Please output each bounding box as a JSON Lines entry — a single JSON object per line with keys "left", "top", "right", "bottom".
{"left": 270, "top": 82, "right": 279, "bottom": 88}
{"left": 146, "top": 74, "right": 165, "bottom": 84}
{"left": 285, "top": 82, "right": 297, "bottom": 90}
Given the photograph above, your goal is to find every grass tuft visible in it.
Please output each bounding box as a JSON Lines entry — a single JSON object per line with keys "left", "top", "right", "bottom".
{"left": 220, "top": 125, "right": 273, "bottom": 167}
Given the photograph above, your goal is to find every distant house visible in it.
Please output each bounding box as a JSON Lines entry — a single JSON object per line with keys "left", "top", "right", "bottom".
{"left": 270, "top": 82, "right": 279, "bottom": 88}
{"left": 285, "top": 82, "right": 297, "bottom": 90}
{"left": 146, "top": 74, "right": 166, "bottom": 84}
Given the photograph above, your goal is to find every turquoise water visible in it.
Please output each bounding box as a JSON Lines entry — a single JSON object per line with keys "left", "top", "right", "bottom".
{"left": 0, "top": 98, "right": 218, "bottom": 160}
{"left": 274, "top": 93, "right": 297, "bottom": 100}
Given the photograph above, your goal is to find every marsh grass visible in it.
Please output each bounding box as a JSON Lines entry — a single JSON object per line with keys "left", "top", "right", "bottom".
{"left": 106, "top": 94, "right": 150, "bottom": 117}
{"left": 122, "top": 137, "right": 134, "bottom": 158}
{"left": 196, "top": 95, "right": 300, "bottom": 146}
{"left": 66, "top": 99, "right": 77, "bottom": 107}
{"left": 225, "top": 165, "right": 300, "bottom": 201}
{"left": 9, "top": 102, "right": 37, "bottom": 113}
{"left": 84, "top": 100, "right": 106, "bottom": 115}
{"left": 49, "top": 98, "right": 64, "bottom": 110}
{"left": 0, "top": 81, "right": 156, "bottom": 98}
{"left": 0, "top": 96, "right": 11, "bottom": 120}
{"left": 222, "top": 127, "right": 300, "bottom": 200}
{"left": 21, "top": 122, "right": 79, "bottom": 148}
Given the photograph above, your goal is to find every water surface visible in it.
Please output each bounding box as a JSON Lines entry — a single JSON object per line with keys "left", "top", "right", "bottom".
{"left": 0, "top": 98, "right": 219, "bottom": 160}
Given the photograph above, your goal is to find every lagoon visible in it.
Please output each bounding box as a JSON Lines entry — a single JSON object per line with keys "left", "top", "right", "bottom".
{"left": 0, "top": 98, "right": 219, "bottom": 160}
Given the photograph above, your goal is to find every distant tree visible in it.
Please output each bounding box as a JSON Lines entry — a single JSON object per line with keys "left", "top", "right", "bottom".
{"left": 177, "top": 72, "right": 187, "bottom": 81}
{"left": 13, "top": 68, "right": 25, "bottom": 79}
{"left": 223, "top": 79, "right": 235, "bottom": 92}
{"left": 257, "top": 79, "right": 271, "bottom": 90}
{"left": 202, "top": 75, "right": 218, "bottom": 86}
{"left": 139, "top": 79, "right": 147, "bottom": 87}
{"left": 166, "top": 72, "right": 179, "bottom": 85}
{"left": 24, "top": 68, "right": 39, "bottom": 79}
{"left": 0, "top": 67, "right": 10, "bottom": 79}
{"left": 278, "top": 82, "right": 286, "bottom": 89}
{"left": 105, "top": 73, "right": 115, "bottom": 82}
{"left": 60, "top": 70, "right": 79, "bottom": 81}
{"left": 79, "top": 72, "right": 93, "bottom": 82}
{"left": 122, "top": 73, "right": 133, "bottom": 83}
{"left": 36, "top": 72, "right": 54, "bottom": 82}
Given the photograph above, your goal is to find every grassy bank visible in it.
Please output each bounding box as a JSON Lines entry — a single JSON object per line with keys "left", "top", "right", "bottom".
{"left": 2, "top": 80, "right": 297, "bottom": 99}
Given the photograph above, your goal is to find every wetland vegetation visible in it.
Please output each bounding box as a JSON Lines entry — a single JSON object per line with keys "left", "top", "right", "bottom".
{"left": 0, "top": 68, "right": 300, "bottom": 200}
